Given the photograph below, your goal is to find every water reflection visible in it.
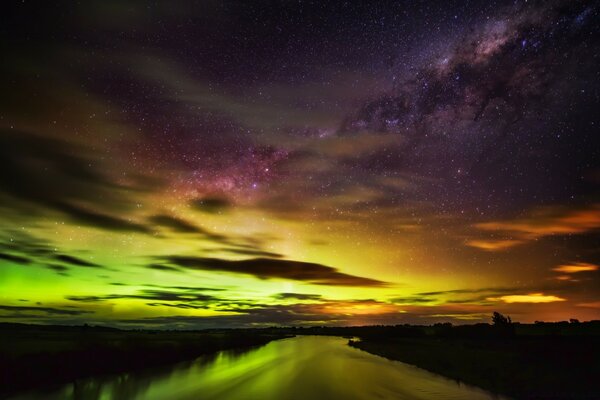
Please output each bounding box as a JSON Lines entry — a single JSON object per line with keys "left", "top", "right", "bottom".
{"left": 11, "top": 336, "right": 509, "bottom": 400}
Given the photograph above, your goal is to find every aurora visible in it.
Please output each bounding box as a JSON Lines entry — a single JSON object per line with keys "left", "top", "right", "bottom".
{"left": 1, "top": 0, "right": 599, "bottom": 330}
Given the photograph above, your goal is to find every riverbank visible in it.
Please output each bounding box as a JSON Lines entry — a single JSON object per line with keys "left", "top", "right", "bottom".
{"left": 0, "top": 323, "right": 290, "bottom": 398}
{"left": 349, "top": 336, "right": 600, "bottom": 399}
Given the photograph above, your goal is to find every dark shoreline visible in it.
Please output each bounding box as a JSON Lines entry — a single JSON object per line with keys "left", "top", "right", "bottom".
{"left": 348, "top": 336, "right": 600, "bottom": 399}
{"left": 0, "top": 323, "right": 290, "bottom": 398}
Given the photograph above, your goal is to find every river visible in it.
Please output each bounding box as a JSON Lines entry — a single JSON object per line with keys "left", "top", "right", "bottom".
{"left": 11, "top": 336, "right": 508, "bottom": 399}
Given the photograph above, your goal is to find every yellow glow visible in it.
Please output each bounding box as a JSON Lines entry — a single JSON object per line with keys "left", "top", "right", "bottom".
{"left": 320, "top": 301, "right": 400, "bottom": 316}
{"left": 488, "top": 293, "right": 566, "bottom": 303}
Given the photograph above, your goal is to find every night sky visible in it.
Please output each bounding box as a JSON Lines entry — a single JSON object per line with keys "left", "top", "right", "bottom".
{"left": 1, "top": 0, "right": 599, "bottom": 328}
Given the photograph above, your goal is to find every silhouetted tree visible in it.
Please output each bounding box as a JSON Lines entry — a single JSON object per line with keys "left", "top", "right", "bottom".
{"left": 492, "top": 311, "right": 512, "bottom": 326}
{"left": 492, "top": 312, "right": 515, "bottom": 337}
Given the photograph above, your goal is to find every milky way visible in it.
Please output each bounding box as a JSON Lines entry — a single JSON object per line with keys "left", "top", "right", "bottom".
{"left": 0, "top": 0, "right": 599, "bottom": 328}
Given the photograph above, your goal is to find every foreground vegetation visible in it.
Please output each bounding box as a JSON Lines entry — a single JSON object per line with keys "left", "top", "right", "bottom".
{"left": 0, "top": 323, "right": 290, "bottom": 398}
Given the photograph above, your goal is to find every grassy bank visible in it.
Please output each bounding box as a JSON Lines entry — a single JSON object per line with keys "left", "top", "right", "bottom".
{"left": 349, "top": 335, "right": 600, "bottom": 399}
{"left": 0, "top": 323, "right": 290, "bottom": 398}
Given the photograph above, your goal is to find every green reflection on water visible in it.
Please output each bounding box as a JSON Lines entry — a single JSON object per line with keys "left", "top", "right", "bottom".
{"left": 12, "top": 336, "right": 508, "bottom": 400}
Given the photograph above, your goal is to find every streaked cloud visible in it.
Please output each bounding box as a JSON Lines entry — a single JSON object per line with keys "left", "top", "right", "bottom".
{"left": 66, "top": 288, "right": 219, "bottom": 303}
{"left": 273, "top": 293, "right": 322, "bottom": 301}
{"left": 552, "top": 262, "right": 599, "bottom": 274}
{"left": 488, "top": 293, "right": 566, "bottom": 304}
{"left": 158, "top": 256, "right": 388, "bottom": 287}
{"left": 148, "top": 214, "right": 206, "bottom": 234}
{"left": 468, "top": 204, "right": 600, "bottom": 251}
{"left": 53, "top": 254, "right": 102, "bottom": 268}
{"left": 190, "top": 197, "right": 232, "bottom": 214}
{"left": 465, "top": 239, "right": 525, "bottom": 251}
{"left": 577, "top": 301, "right": 600, "bottom": 309}
{"left": 0, "top": 305, "right": 93, "bottom": 316}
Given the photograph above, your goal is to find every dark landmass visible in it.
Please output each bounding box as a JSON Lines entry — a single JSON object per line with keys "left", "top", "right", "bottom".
{"left": 2, "top": 318, "right": 600, "bottom": 399}
{"left": 0, "top": 323, "right": 290, "bottom": 398}
{"left": 343, "top": 319, "right": 600, "bottom": 400}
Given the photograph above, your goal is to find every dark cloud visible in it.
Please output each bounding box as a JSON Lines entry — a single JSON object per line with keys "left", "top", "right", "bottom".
{"left": 146, "top": 264, "right": 182, "bottom": 272}
{"left": 118, "top": 299, "right": 403, "bottom": 328}
{"left": 53, "top": 254, "right": 101, "bottom": 268}
{"left": 0, "top": 130, "right": 152, "bottom": 234}
{"left": 159, "top": 256, "right": 387, "bottom": 287}
{"left": 405, "top": 285, "right": 586, "bottom": 306}
{"left": 0, "top": 131, "right": 112, "bottom": 207}
{"left": 0, "top": 305, "right": 92, "bottom": 316}
{"left": 134, "top": 290, "right": 216, "bottom": 302}
{"left": 217, "top": 247, "right": 284, "bottom": 258}
{"left": 66, "top": 288, "right": 219, "bottom": 303}
{"left": 274, "top": 293, "right": 322, "bottom": 301}
{"left": 406, "top": 287, "right": 522, "bottom": 305}
{"left": 417, "top": 287, "right": 518, "bottom": 296}
{"left": 146, "top": 302, "right": 209, "bottom": 310}
{"left": 147, "top": 215, "right": 259, "bottom": 250}
{"left": 118, "top": 309, "right": 328, "bottom": 329}
{"left": 190, "top": 197, "right": 232, "bottom": 214}
{"left": 45, "top": 264, "right": 69, "bottom": 274}
{"left": 0, "top": 252, "right": 30, "bottom": 265}
{"left": 390, "top": 296, "right": 437, "bottom": 305}
{"left": 51, "top": 201, "right": 152, "bottom": 234}
{"left": 155, "top": 285, "right": 225, "bottom": 292}
{"left": 148, "top": 214, "right": 206, "bottom": 234}
{"left": 0, "top": 233, "right": 107, "bottom": 273}
{"left": 116, "top": 309, "right": 327, "bottom": 329}
{"left": 65, "top": 295, "right": 112, "bottom": 302}
{"left": 0, "top": 232, "right": 111, "bottom": 276}
{"left": 0, "top": 231, "right": 55, "bottom": 257}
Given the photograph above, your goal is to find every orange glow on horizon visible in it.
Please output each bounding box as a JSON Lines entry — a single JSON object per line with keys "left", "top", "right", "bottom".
{"left": 319, "top": 301, "right": 401, "bottom": 316}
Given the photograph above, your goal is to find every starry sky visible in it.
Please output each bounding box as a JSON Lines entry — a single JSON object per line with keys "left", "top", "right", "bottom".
{"left": 0, "top": 0, "right": 599, "bottom": 328}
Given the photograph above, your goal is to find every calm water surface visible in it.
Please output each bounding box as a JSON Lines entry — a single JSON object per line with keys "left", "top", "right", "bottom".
{"left": 13, "top": 336, "right": 508, "bottom": 400}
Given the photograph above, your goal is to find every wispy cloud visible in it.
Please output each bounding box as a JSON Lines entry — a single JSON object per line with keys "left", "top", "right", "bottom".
{"left": 465, "top": 239, "right": 525, "bottom": 251}
{"left": 577, "top": 301, "right": 600, "bottom": 309}
{"left": 273, "top": 293, "right": 322, "bottom": 301}
{"left": 0, "top": 305, "right": 93, "bottom": 316}
{"left": 148, "top": 214, "right": 207, "bottom": 234}
{"left": 66, "top": 288, "right": 218, "bottom": 303}
{"left": 53, "top": 254, "right": 102, "bottom": 268}
{"left": 467, "top": 204, "right": 600, "bottom": 251}
{"left": 552, "top": 262, "right": 598, "bottom": 274}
